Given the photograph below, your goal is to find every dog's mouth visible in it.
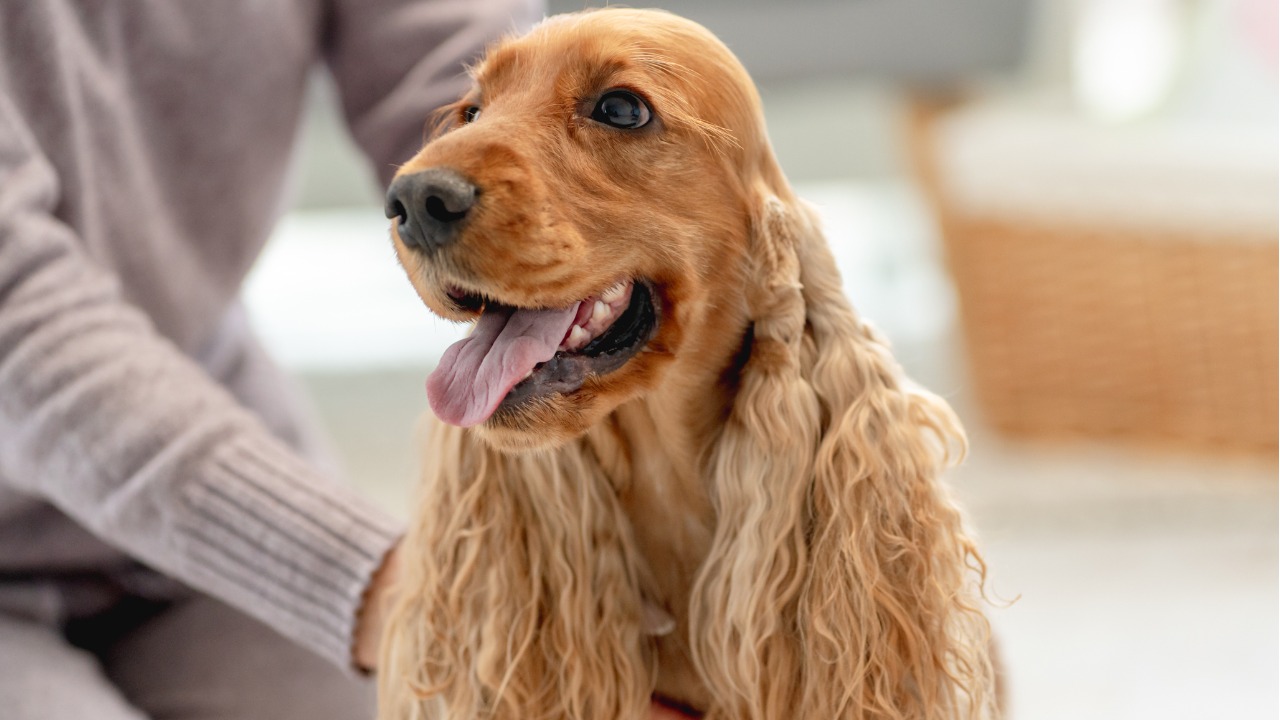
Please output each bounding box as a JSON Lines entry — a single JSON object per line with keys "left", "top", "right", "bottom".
{"left": 426, "top": 279, "right": 659, "bottom": 427}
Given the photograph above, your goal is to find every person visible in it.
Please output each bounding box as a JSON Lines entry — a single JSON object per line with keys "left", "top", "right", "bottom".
{"left": 0, "top": 2, "right": 689, "bottom": 718}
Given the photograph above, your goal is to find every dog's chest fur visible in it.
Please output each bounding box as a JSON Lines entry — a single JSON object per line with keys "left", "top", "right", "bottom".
{"left": 590, "top": 401, "right": 718, "bottom": 710}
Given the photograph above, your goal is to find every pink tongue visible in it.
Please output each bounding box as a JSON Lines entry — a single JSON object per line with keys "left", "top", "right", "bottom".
{"left": 427, "top": 303, "right": 580, "bottom": 427}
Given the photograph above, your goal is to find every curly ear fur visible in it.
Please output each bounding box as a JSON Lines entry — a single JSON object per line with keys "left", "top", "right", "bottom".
{"left": 378, "top": 425, "right": 654, "bottom": 720}
{"left": 690, "top": 187, "right": 996, "bottom": 719}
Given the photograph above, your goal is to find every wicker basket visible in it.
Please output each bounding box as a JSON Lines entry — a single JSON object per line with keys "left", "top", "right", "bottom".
{"left": 909, "top": 99, "right": 1278, "bottom": 453}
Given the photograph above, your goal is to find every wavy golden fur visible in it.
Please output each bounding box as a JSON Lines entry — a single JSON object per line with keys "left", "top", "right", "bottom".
{"left": 379, "top": 9, "right": 996, "bottom": 719}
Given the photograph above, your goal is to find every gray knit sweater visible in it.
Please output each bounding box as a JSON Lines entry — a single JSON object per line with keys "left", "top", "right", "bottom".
{"left": 0, "top": 0, "right": 538, "bottom": 667}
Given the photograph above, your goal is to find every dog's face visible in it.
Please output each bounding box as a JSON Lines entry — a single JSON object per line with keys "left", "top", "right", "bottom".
{"left": 388, "top": 10, "right": 774, "bottom": 450}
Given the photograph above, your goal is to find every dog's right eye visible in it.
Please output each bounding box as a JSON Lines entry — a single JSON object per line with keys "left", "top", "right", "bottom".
{"left": 462, "top": 105, "right": 481, "bottom": 124}
{"left": 590, "top": 90, "right": 652, "bottom": 129}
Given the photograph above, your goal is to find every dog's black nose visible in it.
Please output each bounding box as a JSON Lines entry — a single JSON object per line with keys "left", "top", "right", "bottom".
{"left": 384, "top": 168, "right": 478, "bottom": 252}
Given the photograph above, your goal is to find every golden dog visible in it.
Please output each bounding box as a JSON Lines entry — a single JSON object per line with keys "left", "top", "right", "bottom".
{"left": 379, "top": 9, "right": 996, "bottom": 719}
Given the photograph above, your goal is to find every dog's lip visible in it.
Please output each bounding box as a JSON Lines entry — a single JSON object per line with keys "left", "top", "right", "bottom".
{"left": 440, "top": 279, "right": 626, "bottom": 321}
{"left": 444, "top": 279, "right": 627, "bottom": 318}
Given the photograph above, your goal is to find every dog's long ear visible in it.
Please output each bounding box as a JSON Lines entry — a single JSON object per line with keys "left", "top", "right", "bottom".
{"left": 691, "top": 185, "right": 996, "bottom": 719}
{"left": 378, "top": 427, "right": 653, "bottom": 720}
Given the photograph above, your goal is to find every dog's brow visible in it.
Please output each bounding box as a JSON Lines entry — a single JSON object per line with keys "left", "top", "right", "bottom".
{"left": 471, "top": 42, "right": 526, "bottom": 91}
{"left": 579, "top": 59, "right": 640, "bottom": 95}
{"left": 468, "top": 31, "right": 738, "bottom": 156}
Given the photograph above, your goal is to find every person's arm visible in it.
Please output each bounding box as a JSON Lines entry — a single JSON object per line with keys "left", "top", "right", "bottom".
{"left": 326, "top": 0, "right": 544, "bottom": 669}
{"left": 323, "top": 0, "right": 543, "bottom": 186}
{"left": 0, "top": 92, "right": 401, "bottom": 669}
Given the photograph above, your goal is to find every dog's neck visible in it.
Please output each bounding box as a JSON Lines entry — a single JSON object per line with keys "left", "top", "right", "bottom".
{"left": 579, "top": 317, "right": 752, "bottom": 708}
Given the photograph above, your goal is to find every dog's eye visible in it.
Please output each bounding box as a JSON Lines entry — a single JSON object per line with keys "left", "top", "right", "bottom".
{"left": 462, "top": 105, "right": 481, "bottom": 124}
{"left": 590, "top": 90, "right": 651, "bottom": 129}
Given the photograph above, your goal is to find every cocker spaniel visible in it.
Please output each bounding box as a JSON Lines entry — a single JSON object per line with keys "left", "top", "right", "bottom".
{"left": 378, "top": 9, "right": 996, "bottom": 720}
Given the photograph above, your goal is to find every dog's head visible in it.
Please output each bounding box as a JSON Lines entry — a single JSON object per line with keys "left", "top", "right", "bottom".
{"left": 386, "top": 9, "right": 784, "bottom": 450}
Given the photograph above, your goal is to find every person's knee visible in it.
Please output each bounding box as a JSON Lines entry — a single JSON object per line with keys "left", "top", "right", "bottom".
{"left": 103, "top": 596, "right": 375, "bottom": 720}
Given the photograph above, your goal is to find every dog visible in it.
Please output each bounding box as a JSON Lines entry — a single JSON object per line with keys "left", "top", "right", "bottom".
{"left": 378, "top": 9, "right": 997, "bottom": 719}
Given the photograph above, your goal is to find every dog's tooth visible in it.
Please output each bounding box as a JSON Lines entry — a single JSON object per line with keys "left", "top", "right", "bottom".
{"left": 567, "top": 325, "right": 590, "bottom": 349}
{"left": 591, "top": 300, "right": 609, "bottom": 326}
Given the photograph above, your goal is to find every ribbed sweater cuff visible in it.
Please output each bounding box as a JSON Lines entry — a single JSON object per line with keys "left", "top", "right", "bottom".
{"left": 176, "top": 434, "right": 403, "bottom": 670}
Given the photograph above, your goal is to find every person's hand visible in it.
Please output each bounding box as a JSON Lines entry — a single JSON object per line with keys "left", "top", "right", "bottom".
{"left": 353, "top": 543, "right": 402, "bottom": 671}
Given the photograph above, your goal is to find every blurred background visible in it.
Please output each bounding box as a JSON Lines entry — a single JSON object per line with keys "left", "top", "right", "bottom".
{"left": 243, "top": 1, "right": 1278, "bottom": 717}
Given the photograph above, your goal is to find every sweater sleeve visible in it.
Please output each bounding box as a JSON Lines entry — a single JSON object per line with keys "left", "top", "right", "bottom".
{"left": 0, "top": 92, "right": 401, "bottom": 669}
{"left": 324, "top": 0, "right": 544, "bottom": 186}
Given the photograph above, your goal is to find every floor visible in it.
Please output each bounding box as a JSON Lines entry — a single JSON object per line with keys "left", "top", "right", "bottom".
{"left": 951, "top": 423, "right": 1277, "bottom": 719}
